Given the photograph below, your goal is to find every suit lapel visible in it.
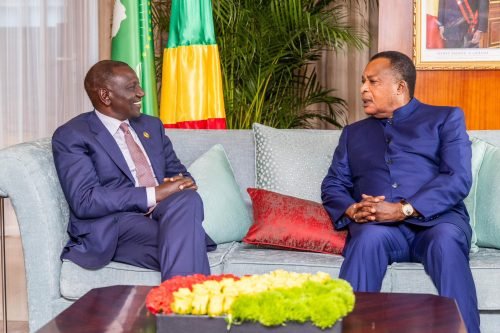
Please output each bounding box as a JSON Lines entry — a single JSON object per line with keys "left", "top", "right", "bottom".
{"left": 89, "top": 112, "right": 135, "bottom": 184}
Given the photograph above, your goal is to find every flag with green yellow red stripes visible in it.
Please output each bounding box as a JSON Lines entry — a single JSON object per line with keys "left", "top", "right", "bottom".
{"left": 160, "top": 0, "right": 226, "bottom": 129}
{"left": 111, "top": 0, "right": 159, "bottom": 117}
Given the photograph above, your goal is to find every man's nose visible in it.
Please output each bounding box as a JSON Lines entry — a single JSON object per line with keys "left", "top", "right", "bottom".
{"left": 360, "top": 81, "right": 367, "bottom": 94}
{"left": 137, "top": 86, "right": 145, "bottom": 97}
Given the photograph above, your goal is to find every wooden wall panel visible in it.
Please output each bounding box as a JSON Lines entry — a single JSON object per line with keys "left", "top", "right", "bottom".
{"left": 416, "top": 70, "right": 500, "bottom": 129}
{"left": 378, "top": 0, "right": 500, "bottom": 130}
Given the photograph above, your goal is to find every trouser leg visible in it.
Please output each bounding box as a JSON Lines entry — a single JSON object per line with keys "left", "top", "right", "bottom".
{"left": 112, "top": 190, "right": 210, "bottom": 281}
{"left": 411, "top": 223, "right": 480, "bottom": 333}
{"left": 340, "top": 223, "right": 410, "bottom": 291}
{"left": 152, "top": 190, "right": 210, "bottom": 280}
{"left": 112, "top": 213, "right": 160, "bottom": 270}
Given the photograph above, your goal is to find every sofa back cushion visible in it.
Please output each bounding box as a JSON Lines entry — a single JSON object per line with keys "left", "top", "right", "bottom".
{"left": 464, "top": 137, "right": 488, "bottom": 253}
{"left": 472, "top": 138, "right": 500, "bottom": 249}
{"left": 188, "top": 144, "right": 252, "bottom": 243}
{"left": 253, "top": 123, "right": 341, "bottom": 203}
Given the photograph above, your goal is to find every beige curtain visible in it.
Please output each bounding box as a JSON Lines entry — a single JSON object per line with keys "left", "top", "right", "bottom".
{"left": 0, "top": 0, "right": 99, "bottom": 149}
{"left": 315, "top": 2, "right": 378, "bottom": 128}
{"left": 0, "top": 0, "right": 98, "bottom": 234}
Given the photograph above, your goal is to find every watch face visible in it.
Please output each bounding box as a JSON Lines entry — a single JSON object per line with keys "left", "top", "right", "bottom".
{"left": 402, "top": 204, "right": 414, "bottom": 217}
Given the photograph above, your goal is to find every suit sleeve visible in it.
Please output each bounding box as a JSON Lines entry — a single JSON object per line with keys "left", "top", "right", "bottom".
{"left": 52, "top": 127, "right": 148, "bottom": 219}
{"left": 407, "top": 108, "right": 472, "bottom": 219}
{"left": 321, "top": 127, "right": 356, "bottom": 230}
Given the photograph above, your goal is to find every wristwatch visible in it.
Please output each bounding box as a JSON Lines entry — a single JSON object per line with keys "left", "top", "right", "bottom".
{"left": 400, "top": 200, "right": 414, "bottom": 217}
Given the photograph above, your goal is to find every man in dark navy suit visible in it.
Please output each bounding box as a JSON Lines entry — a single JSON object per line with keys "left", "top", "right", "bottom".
{"left": 52, "top": 60, "right": 211, "bottom": 281}
{"left": 438, "top": 0, "right": 489, "bottom": 48}
{"left": 322, "top": 51, "right": 479, "bottom": 333}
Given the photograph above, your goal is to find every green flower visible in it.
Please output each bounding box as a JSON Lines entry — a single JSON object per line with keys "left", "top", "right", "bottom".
{"left": 229, "top": 279, "right": 355, "bottom": 329}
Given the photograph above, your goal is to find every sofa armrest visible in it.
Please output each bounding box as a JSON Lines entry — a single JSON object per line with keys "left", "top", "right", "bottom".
{"left": 0, "top": 138, "right": 69, "bottom": 331}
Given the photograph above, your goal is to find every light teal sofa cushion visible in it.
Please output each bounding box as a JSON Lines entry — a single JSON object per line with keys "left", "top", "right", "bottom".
{"left": 60, "top": 242, "right": 236, "bottom": 300}
{"left": 390, "top": 248, "right": 500, "bottom": 311}
{"left": 464, "top": 137, "right": 488, "bottom": 253}
{"left": 188, "top": 144, "right": 252, "bottom": 244}
{"left": 474, "top": 139, "right": 500, "bottom": 249}
{"left": 253, "top": 123, "right": 340, "bottom": 203}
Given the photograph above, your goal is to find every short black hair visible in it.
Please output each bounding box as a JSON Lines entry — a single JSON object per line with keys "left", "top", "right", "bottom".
{"left": 84, "top": 60, "right": 130, "bottom": 106}
{"left": 370, "top": 51, "right": 416, "bottom": 98}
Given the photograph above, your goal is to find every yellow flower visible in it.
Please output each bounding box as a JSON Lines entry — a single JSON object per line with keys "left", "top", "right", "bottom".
{"left": 223, "top": 295, "right": 236, "bottom": 313}
{"left": 219, "top": 278, "right": 237, "bottom": 289}
{"left": 311, "top": 271, "right": 332, "bottom": 283}
{"left": 192, "top": 284, "right": 210, "bottom": 295}
{"left": 202, "top": 280, "right": 222, "bottom": 293}
{"left": 191, "top": 293, "right": 210, "bottom": 315}
{"left": 234, "top": 278, "right": 258, "bottom": 294}
{"left": 171, "top": 288, "right": 193, "bottom": 314}
{"left": 222, "top": 285, "right": 239, "bottom": 297}
{"left": 207, "top": 294, "right": 224, "bottom": 316}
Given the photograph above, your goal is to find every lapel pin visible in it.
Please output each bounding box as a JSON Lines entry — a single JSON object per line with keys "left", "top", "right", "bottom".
{"left": 143, "top": 131, "right": 150, "bottom": 139}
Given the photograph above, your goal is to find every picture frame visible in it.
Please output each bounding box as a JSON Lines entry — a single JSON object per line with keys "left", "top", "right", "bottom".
{"left": 413, "top": 0, "right": 500, "bottom": 70}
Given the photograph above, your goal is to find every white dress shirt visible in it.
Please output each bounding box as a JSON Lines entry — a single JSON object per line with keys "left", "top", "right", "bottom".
{"left": 95, "top": 110, "right": 157, "bottom": 208}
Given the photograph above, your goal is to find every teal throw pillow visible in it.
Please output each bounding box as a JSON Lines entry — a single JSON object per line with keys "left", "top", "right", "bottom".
{"left": 474, "top": 139, "right": 500, "bottom": 249}
{"left": 253, "top": 123, "right": 340, "bottom": 203}
{"left": 463, "top": 137, "right": 488, "bottom": 253}
{"left": 188, "top": 144, "right": 252, "bottom": 244}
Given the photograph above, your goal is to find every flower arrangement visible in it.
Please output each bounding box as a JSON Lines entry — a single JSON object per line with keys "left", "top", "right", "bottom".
{"left": 146, "top": 270, "right": 355, "bottom": 329}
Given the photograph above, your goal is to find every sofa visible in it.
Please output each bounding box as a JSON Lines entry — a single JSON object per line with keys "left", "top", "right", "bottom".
{"left": 1, "top": 127, "right": 500, "bottom": 333}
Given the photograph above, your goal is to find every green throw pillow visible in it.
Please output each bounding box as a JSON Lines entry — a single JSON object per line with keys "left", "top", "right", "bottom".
{"left": 464, "top": 137, "right": 488, "bottom": 253}
{"left": 188, "top": 144, "right": 252, "bottom": 244}
{"left": 253, "top": 123, "right": 340, "bottom": 203}
{"left": 473, "top": 139, "right": 500, "bottom": 249}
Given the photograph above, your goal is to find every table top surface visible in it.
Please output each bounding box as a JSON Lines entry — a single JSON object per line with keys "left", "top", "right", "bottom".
{"left": 37, "top": 285, "right": 466, "bottom": 333}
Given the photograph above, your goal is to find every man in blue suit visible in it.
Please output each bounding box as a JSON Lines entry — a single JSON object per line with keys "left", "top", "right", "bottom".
{"left": 322, "top": 51, "right": 479, "bottom": 333}
{"left": 52, "top": 60, "right": 211, "bottom": 281}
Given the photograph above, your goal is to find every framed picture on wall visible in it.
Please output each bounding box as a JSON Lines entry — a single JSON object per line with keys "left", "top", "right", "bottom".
{"left": 414, "top": 0, "right": 500, "bottom": 70}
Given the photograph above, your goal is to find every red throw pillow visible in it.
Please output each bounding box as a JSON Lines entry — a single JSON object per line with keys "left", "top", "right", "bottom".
{"left": 243, "top": 188, "right": 347, "bottom": 254}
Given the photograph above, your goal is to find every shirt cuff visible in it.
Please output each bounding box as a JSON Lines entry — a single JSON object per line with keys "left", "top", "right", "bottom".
{"left": 146, "top": 187, "right": 156, "bottom": 208}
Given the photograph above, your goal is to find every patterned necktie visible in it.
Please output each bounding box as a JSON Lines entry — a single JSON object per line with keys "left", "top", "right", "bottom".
{"left": 119, "top": 123, "right": 156, "bottom": 187}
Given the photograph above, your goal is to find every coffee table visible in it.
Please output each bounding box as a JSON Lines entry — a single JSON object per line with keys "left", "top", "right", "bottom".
{"left": 37, "top": 285, "right": 466, "bottom": 333}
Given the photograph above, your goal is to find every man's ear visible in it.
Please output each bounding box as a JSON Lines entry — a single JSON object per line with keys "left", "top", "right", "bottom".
{"left": 397, "top": 80, "right": 407, "bottom": 95}
{"left": 98, "top": 88, "right": 111, "bottom": 106}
